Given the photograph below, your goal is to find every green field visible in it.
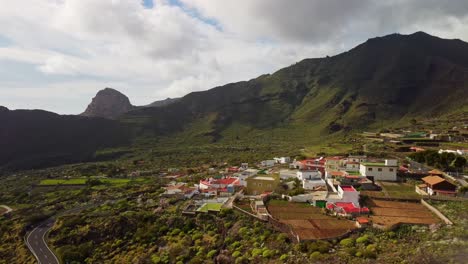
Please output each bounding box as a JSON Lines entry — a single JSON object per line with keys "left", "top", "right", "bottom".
{"left": 196, "top": 203, "right": 223, "bottom": 212}
{"left": 39, "top": 177, "right": 145, "bottom": 186}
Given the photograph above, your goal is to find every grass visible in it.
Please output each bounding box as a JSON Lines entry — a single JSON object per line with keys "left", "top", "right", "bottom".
{"left": 379, "top": 181, "right": 421, "bottom": 199}
{"left": 196, "top": 203, "right": 223, "bottom": 212}
{"left": 39, "top": 177, "right": 145, "bottom": 186}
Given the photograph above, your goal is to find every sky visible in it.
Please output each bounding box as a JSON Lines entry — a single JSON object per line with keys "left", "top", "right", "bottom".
{"left": 1, "top": 0, "right": 468, "bottom": 114}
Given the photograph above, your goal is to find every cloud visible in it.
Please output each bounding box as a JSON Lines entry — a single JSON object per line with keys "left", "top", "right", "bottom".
{"left": 0, "top": 0, "right": 467, "bottom": 114}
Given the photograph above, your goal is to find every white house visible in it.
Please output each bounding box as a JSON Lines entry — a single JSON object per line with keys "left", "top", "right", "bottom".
{"left": 297, "top": 170, "right": 326, "bottom": 190}
{"left": 261, "top": 160, "right": 276, "bottom": 167}
{"left": 345, "top": 161, "right": 360, "bottom": 171}
{"left": 236, "top": 169, "right": 259, "bottom": 186}
{"left": 359, "top": 160, "right": 398, "bottom": 181}
{"left": 274, "top": 157, "right": 291, "bottom": 164}
{"left": 346, "top": 155, "right": 367, "bottom": 163}
{"left": 279, "top": 169, "right": 297, "bottom": 180}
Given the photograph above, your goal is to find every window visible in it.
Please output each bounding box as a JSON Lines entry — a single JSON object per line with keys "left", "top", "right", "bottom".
{"left": 368, "top": 168, "right": 373, "bottom": 171}
{"left": 378, "top": 168, "right": 382, "bottom": 172}
{"left": 389, "top": 168, "right": 394, "bottom": 172}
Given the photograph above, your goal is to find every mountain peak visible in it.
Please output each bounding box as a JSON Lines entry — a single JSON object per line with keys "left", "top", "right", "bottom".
{"left": 81, "top": 88, "right": 134, "bottom": 119}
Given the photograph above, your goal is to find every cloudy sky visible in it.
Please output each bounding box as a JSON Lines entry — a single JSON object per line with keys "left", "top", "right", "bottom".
{"left": 1, "top": 0, "right": 468, "bottom": 114}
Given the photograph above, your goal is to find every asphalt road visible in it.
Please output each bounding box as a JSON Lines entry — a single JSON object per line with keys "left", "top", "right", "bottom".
{"left": 26, "top": 218, "right": 60, "bottom": 264}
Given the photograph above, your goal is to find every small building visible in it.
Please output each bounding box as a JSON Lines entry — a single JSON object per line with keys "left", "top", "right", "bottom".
{"left": 326, "top": 202, "right": 370, "bottom": 217}
{"left": 347, "top": 155, "right": 367, "bottom": 163}
{"left": 359, "top": 160, "right": 398, "bottom": 181}
{"left": 279, "top": 169, "right": 297, "bottom": 180}
{"left": 274, "top": 157, "right": 291, "bottom": 164}
{"left": 261, "top": 160, "right": 276, "bottom": 167}
{"left": 421, "top": 176, "right": 457, "bottom": 196}
{"left": 345, "top": 161, "right": 360, "bottom": 171}
{"left": 199, "top": 177, "right": 240, "bottom": 190}
{"left": 245, "top": 175, "right": 280, "bottom": 195}
{"left": 297, "top": 170, "right": 326, "bottom": 190}
{"left": 236, "top": 169, "right": 259, "bottom": 186}
{"left": 325, "top": 156, "right": 346, "bottom": 171}
{"left": 356, "top": 217, "right": 370, "bottom": 228}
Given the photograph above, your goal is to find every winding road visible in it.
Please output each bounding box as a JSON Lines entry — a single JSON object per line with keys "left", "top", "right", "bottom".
{"left": 26, "top": 218, "right": 60, "bottom": 264}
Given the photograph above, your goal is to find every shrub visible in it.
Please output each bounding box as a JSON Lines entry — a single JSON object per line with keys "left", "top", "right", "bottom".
{"left": 310, "top": 251, "right": 321, "bottom": 259}
{"left": 207, "top": 250, "right": 217, "bottom": 258}
{"left": 339, "top": 238, "right": 354, "bottom": 247}
{"left": 356, "top": 235, "right": 369, "bottom": 244}
{"left": 279, "top": 254, "right": 288, "bottom": 261}
{"left": 232, "top": 251, "right": 241, "bottom": 258}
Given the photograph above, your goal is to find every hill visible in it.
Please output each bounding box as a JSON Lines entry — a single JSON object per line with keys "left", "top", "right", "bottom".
{"left": 0, "top": 108, "right": 129, "bottom": 170}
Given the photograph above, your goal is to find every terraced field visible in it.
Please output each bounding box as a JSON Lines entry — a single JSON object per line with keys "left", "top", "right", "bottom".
{"left": 368, "top": 199, "right": 439, "bottom": 228}
{"left": 267, "top": 200, "right": 356, "bottom": 240}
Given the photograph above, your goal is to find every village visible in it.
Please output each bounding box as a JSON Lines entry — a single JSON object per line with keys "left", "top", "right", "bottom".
{"left": 159, "top": 153, "right": 464, "bottom": 242}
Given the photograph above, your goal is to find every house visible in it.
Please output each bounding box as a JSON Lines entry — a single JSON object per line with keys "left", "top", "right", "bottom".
{"left": 293, "top": 158, "right": 326, "bottom": 175}
{"left": 326, "top": 185, "right": 361, "bottom": 205}
{"left": 356, "top": 217, "right": 370, "bottom": 228}
{"left": 261, "top": 160, "right": 276, "bottom": 167}
{"left": 199, "top": 177, "right": 240, "bottom": 190}
{"left": 325, "top": 156, "right": 345, "bottom": 171}
{"left": 245, "top": 175, "right": 280, "bottom": 195}
{"left": 359, "top": 160, "right": 398, "bottom": 181}
{"left": 326, "top": 202, "right": 370, "bottom": 217}
{"left": 345, "top": 161, "right": 360, "bottom": 171}
{"left": 421, "top": 176, "right": 457, "bottom": 196}
{"left": 236, "top": 169, "right": 259, "bottom": 186}
{"left": 240, "top": 163, "right": 249, "bottom": 170}
{"left": 325, "top": 170, "right": 348, "bottom": 179}
{"left": 297, "top": 170, "right": 326, "bottom": 190}
{"left": 346, "top": 155, "right": 367, "bottom": 163}
{"left": 279, "top": 169, "right": 298, "bottom": 180}
{"left": 274, "top": 157, "right": 291, "bottom": 164}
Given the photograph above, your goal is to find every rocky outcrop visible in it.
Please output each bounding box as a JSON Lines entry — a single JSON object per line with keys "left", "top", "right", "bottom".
{"left": 81, "top": 88, "right": 134, "bottom": 119}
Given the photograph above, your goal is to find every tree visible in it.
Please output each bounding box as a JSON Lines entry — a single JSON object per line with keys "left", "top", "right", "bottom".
{"left": 451, "top": 156, "right": 467, "bottom": 172}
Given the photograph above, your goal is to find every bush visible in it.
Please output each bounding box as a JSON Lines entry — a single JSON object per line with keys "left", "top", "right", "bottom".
{"left": 339, "top": 238, "right": 354, "bottom": 247}
{"left": 310, "top": 251, "right": 321, "bottom": 259}
{"left": 207, "top": 250, "right": 217, "bottom": 258}
{"left": 279, "top": 254, "right": 288, "bottom": 261}
{"left": 356, "top": 235, "right": 369, "bottom": 244}
{"left": 232, "top": 251, "right": 241, "bottom": 258}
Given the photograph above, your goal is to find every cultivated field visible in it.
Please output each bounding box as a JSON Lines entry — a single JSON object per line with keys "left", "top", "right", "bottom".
{"left": 362, "top": 181, "right": 421, "bottom": 199}
{"left": 267, "top": 200, "right": 356, "bottom": 240}
{"left": 368, "top": 199, "right": 439, "bottom": 228}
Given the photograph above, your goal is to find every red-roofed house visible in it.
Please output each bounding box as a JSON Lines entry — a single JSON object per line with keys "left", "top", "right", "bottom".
{"left": 326, "top": 202, "right": 370, "bottom": 217}
{"left": 199, "top": 177, "right": 240, "bottom": 191}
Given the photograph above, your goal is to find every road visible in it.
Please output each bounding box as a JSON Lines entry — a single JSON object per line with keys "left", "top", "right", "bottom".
{"left": 0, "top": 205, "right": 13, "bottom": 215}
{"left": 26, "top": 218, "right": 60, "bottom": 264}
{"left": 407, "top": 159, "right": 430, "bottom": 174}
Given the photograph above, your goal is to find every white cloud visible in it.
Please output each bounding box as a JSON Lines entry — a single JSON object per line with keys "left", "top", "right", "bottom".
{"left": 0, "top": 0, "right": 467, "bottom": 114}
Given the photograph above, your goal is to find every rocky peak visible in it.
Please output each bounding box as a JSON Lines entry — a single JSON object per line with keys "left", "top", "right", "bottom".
{"left": 81, "top": 88, "right": 134, "bottom": 119}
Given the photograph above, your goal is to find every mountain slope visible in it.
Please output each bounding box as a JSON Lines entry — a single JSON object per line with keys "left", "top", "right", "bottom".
{"left": 123, "top": 32, "right": 468, "bottom": 140}
{"left": 0, "top": 108, "right": 129, "bottom": 170}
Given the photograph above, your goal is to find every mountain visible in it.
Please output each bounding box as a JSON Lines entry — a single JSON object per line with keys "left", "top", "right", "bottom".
{"left": 81, "top": 88, "right": 135, "bottom": 119}
{"left": 1, "top": 32, "right": 468, "bottom": 170}
{"left": 0, "top": 108, "right": 129, "bottom": 170}
{"left": 146, "top": 97, "right": 180, "bottom": 108}
{"left": 123, "top": 32, "right": 468, "bottom": 140}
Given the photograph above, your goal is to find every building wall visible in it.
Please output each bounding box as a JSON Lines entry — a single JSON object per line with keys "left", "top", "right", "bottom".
{"left": 245, "top": 178, "right": 279, "bottom": 195}
{"left": 360, "top": 165, "right": 397, "bottom": 181}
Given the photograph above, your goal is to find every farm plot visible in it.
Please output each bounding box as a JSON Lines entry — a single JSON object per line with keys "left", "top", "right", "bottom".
{"left": 368, "top": 199, "right": 439, "bottom": 228}
{"left": 267, "top": 200, "right": 356, "bottom": 240}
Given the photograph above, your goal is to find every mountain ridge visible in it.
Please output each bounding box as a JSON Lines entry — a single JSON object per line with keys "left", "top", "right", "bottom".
{"left": 1, "top": 31, "right": 467, "bottom": 170}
